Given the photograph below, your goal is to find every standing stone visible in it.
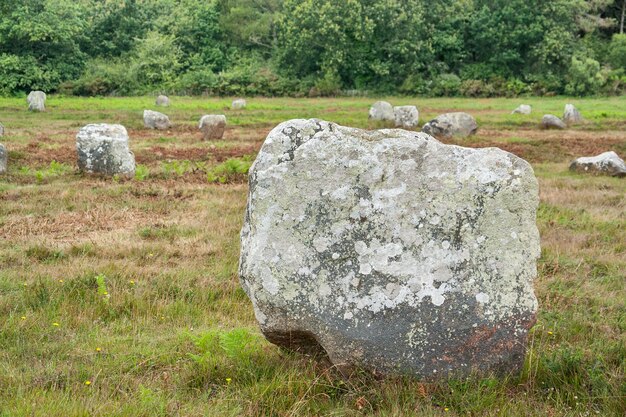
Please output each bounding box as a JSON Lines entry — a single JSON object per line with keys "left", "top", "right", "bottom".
{"left": 27, "top": 91, "right": 46, "bottom": 112}
{"left": 421, "top": 112, "right": 478, "bottom": 139}
{"left": 76, "top": 124, "right": 135, "bottom": 176}
{"left": 0, "top": 144, "right": 7, "bottom": 174}
{"left": 393, "top": 106, "right": 419, "bottom": 129}
{"left": 199, "top": 115, "right": 226, "bottom": 140}
{"left": 0, "top": 123, "right": 4, "bottom": 136}
{"left": 232, "top": 99, "right": 247, "bottom": 110}
{"left": 541, "top": 115, "right": 566, "bottom": 130}
{"left": 239, "top": 119, "right": 540, "bottom": 379}
{"left": 569, "top": 151, "right": 626, "bottom": 177}
{"left": 368, "top": 101, "right": 395, "bottom": 122}
{"left": 143, "top": 110, "right": 172, "bottom": 130}
{"left": 156, "top": 95, "right": 170, "bottom": 107}
{"left": 563, "top": 104, "right": 582, "bottom": 125}
{"left": 512, "top": 105, "right": 532, "bottom": 115}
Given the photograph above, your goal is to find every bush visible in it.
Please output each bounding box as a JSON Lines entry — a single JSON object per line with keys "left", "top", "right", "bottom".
{"left": 62, "top": 58, "right": 138, "bottom": 96}
{"left": 460, "top": 79, "right": 494, "bottom": 97}
{"left": 608, "top": 34, "right": 626, "bottom": 71}
{"left": 432, "top": 73, "right": 461, "bottom": 96}
{"left": 565, "top": 56, "right": 605, "bottom": 96}
{"left": 313, "top": 70, "right": 342, "bottom": 96}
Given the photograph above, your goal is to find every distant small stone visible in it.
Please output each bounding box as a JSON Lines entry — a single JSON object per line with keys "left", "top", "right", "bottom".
{"left": 369, "top": 101, "right": 395, "bottom": 122}
{"left": 76, "top": 124, "right": 135, "bottom": 176}
{"left": 0, "top": 123, "right": 4, "bottom": 136}
{"left": 0, "top": 143, "right": 7, "bottom": 174}
{"left": 541, "top": 115, "right": 566, "bottom": 130}
{"left": 563, "top": 104, "right": 582, "bottom": 125}
{"left": 155, "top": 95, "right": 170, "bottom": 107}
{"left": 512, "top": 105, "right": 532, "bottom": 115}
{"left": 569, "top": 151, "right": 626, "bottom": 177}
{"left": 422, "top": 112, "right": 478, "bottom": 139}
{"left": 199, "top": 115, "right": 226, "bottom": 140}
{"left": 143, "top": 110, "right": 172, "bottom": 130}
{"left": 27, "top": 91, "right": 46, "bottom": 112}
{"left": 232, "top": 99, "right": 247, "bottom": 110}
{"left": 393, "top": 106, "right": 419, "bottom": 129}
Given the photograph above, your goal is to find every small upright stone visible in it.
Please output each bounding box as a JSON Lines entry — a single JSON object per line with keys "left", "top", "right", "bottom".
{"left": 512, "top": 105, "right": 532, "bottom": 115}
{"left": 421, "top": 112, "right": 478, "bottom": 139}
{"left": 199, "top": 115, "right": 226, "bottom": 140}
{"left": 0, "top": 122, "right": 4, "bottom": 136}
{"left": 143, "top": 110, "right": 172, "bottom": 130}
{"left": 393, "top": 106, "right": 419, "bottom": 129}
{"left": 155, "top": 95, "right": 170, "bottom": 107}
{"left": 76, "top": 124, "right": 135, "bottom": 177}
{"left": 541, "top": 115, "right": 566, "bottom": 130}
{"left": 0, "top": 143, "right": 7, "bottom": 174}
{"left": 27, "top": 91, "right": 46, "bottom": 112}
{"left": 569, "top": 151, "right": 626, "bottom": 177}
{"left": 232, "top": 99, "right": 247, "bottom": 110}
{"left": 369, "top": 101, "right": 395, "bottom": 122}
{"left": 563, "top": 104, "right": 582, "bottom": 125}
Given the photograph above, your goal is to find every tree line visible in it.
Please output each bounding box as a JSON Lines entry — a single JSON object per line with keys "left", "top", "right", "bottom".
{"left": 0, "top": 0, "right": 625, "bottom": 97}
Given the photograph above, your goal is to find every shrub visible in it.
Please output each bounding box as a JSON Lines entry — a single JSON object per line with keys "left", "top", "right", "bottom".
{"left": 432, "top": 73, "right": 461, "bottom": 96}
{"left": 460, "top": 79, "right": 494, "bottom": 97}
{"left": 608, "top": 34, "right": 626, "bottom": 71}
{"left": 565, "top": 56, "right": 605, "bottom": 96}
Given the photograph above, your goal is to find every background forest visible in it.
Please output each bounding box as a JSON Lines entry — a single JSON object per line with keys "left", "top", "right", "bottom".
{"left": 1, "top": 0, "right": 625, "bottom": 97}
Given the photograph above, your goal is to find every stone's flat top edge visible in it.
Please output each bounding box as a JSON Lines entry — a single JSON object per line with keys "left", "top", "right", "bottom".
{"left": 200, "top": 114, "right": 227, "bottom": 119}
{"left": 77, "top": 124, "right": 128, "bottom": 140}
{"left": 573, "top": 151, "right": 623, "bottom": 163}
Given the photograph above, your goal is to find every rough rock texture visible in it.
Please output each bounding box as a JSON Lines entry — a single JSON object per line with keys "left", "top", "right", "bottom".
{"left": 0, "top": 122, "right": 4, "bottom": 136}
{"left": 239, "top": 119, "right": 540, "bottom": 379}
{"left": 563, "top": 104, "right": 582, "bottom": 125}
{"left": 512, "top": 105, "right": 532, "bottom": 115}
{"left": 541, "top": 115, "right": 566, "bottom": 130}
{"left": 569, "top": 151, "right": 626, "bottom": 177}
{"left": 27, "top": 91, "right": 46, "bottom": 112}
{"left": 421, "top": 112, "right": 478, "bottom": 139}
{"left": 393, "top": 106, "right": 419, "bottom": 129}
{"left": 232, "top": 99, "right": 247, "bottom": 110}
{"left": 199, "top": 115, "right": 226, "bottom": 140}
{"left": 368, "top": 101, "right": 395, "bottom": 122}
{"left": 0, "top": 143, "right": 7, "bottom": 174}
{"left": 155, "top": 95, "right": 170, "bottom": 107}
{"left": 76, "top": 124, "right": 135, "bottom": 176}
{"left": 143, "top": 110, "right": 172, "bottom": 130}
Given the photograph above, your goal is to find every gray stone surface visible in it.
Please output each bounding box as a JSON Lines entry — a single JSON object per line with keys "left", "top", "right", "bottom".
{"left": 421, "top": 112, "right": 478, "bottom": 139}
{"left": 368, "top": 101, "right": 395, "bottom": 122}
{"left": 0, "top": 143, "right": 6, "bottom": 174}
{"left": 541, "top": 114, "right": 566, "bottom": 129}
{"left": 76, "top": 124, "right": 135, "bottom": 176}
{"left": 232, "top": 99, "right": 247, "bottom": 110}
{"left": 0, "top": 122, "right": 4, "bottom": 136}
{"left": 239, "top": 119, "right": 540, "bottom": 379}
{"left": 393, "top": 106, "right": 419, "bottom": 129}
{"left": 27, "top": 91, "right": 46, "bottom": 112}
{"left": 199, "top": 114, "right": 226, "bottom": 140}
{"left": 563, "top": 104, "right": 582, "bottom": 124}
{"left": 569, "top": 151, "right": 626, "bottom": 177}
{"left": 155, "top": 95, "right": 170, "bottom": 107}
{"left": 512, "top": 105, "right": 532, "bottom": 115}
{"left": 143, "top": 110, "right": 172, "bottom": 130}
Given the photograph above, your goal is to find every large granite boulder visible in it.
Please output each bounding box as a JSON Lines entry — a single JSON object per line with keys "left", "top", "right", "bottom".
{"left": 239, "top": 119, "right": 540, "bottom": 379}
{"left": 0, "top": 144, "right": 6, "bottom": 174}
{"left": 199, "top": 115, "right": 226, "bottom": 140}
{"left": 563, "top": 104, "right": 582, "bottom": 125}
{"left": 27, "top": 91, "right": 46, "bottom": 112}
{"left": 232, "top": 99, "right": 247, "bottom": 110}
{"left": 421, "top": 112, "right": 478, "bottom": 139}
{"left": 541, "top": 115, "right": 566, "bottom": 130}
{"left": 569, "top": 151, "right": 626, "bottom": 177}
{"left": 76, "top": 124, "right": 135, "bottom": 177}
{"left": 155, "top": 95, "right": 170, "bottom": 107}
{"left": 393, "top": 106, "right": 419, "bottom": 129}
{"left": 512, "top": 105, "right": 532, "bottom": 115}
{"left": 368, "top": 101, "right": 394, "bottom": 122}
{"left": 143, "top": 110, "right": 172, "bottom": 130}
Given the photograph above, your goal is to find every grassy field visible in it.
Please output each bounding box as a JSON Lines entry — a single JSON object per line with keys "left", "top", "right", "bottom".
{"left": 0, "top": 96, "right": 624, "bottom": 416}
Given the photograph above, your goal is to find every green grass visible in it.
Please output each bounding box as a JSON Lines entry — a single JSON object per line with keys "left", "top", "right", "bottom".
{"left": 0, "top": 96, "right": 624, "bottom": 416}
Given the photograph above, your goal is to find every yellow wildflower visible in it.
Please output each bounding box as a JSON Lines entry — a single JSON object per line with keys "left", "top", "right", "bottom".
{"left": 85, "top": 380, "right": 91, "bottom": 386}
{"left": 52, "top": 322, "right": 60, "bottom": 327}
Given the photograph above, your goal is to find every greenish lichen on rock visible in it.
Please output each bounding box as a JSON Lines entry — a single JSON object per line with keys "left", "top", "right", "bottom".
{"left": 239, "top": 119, "right": 540, "bottom": 379}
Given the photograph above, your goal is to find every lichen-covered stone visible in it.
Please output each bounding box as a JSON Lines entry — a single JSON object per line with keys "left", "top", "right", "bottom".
{"left": 143, "top": 110, "right": 172, "bottom": 130}
{"left": 541, "top": 115, "right": 566, "bottom": 129}
{"left": 421, "top": 112, "right": 478, "bottom": 139}
{"left": 369, "top": 101, "right": 394, "bottom": 122}
{"left": 239, "top": 119, "right": 540, "bottom": 379}
{"left": 563, "top": 104, "right": 582, "bottom": 125}
{"left": 199, "top": 115, "right": 226, "bottom": 140}
{"left": 569, "top": 151, "right": 626, "bottom": 177}
{"left": 0, "top": 143, "right": 7, "bottom": 174}
{"left": 512, "top": 105, "right": 531, "bottom": 115}
{"left": 156, "top": 95, "right": 170, "bottom": 107}
{"left": 393, "top": 106, "right": 419, "bottom": 129}
{"left": 27, "top": 91, "right": 46, "bottom": 112}
{"left": 232, "top": 99, "right": 247, "bottom": 110}
{"left": 76, "top": 124, "right": 135, "bottom": 176}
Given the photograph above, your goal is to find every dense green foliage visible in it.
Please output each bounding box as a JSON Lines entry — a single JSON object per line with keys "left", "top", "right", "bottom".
{"left": 0, "top": 0, "right": 625, "bottom": 96}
